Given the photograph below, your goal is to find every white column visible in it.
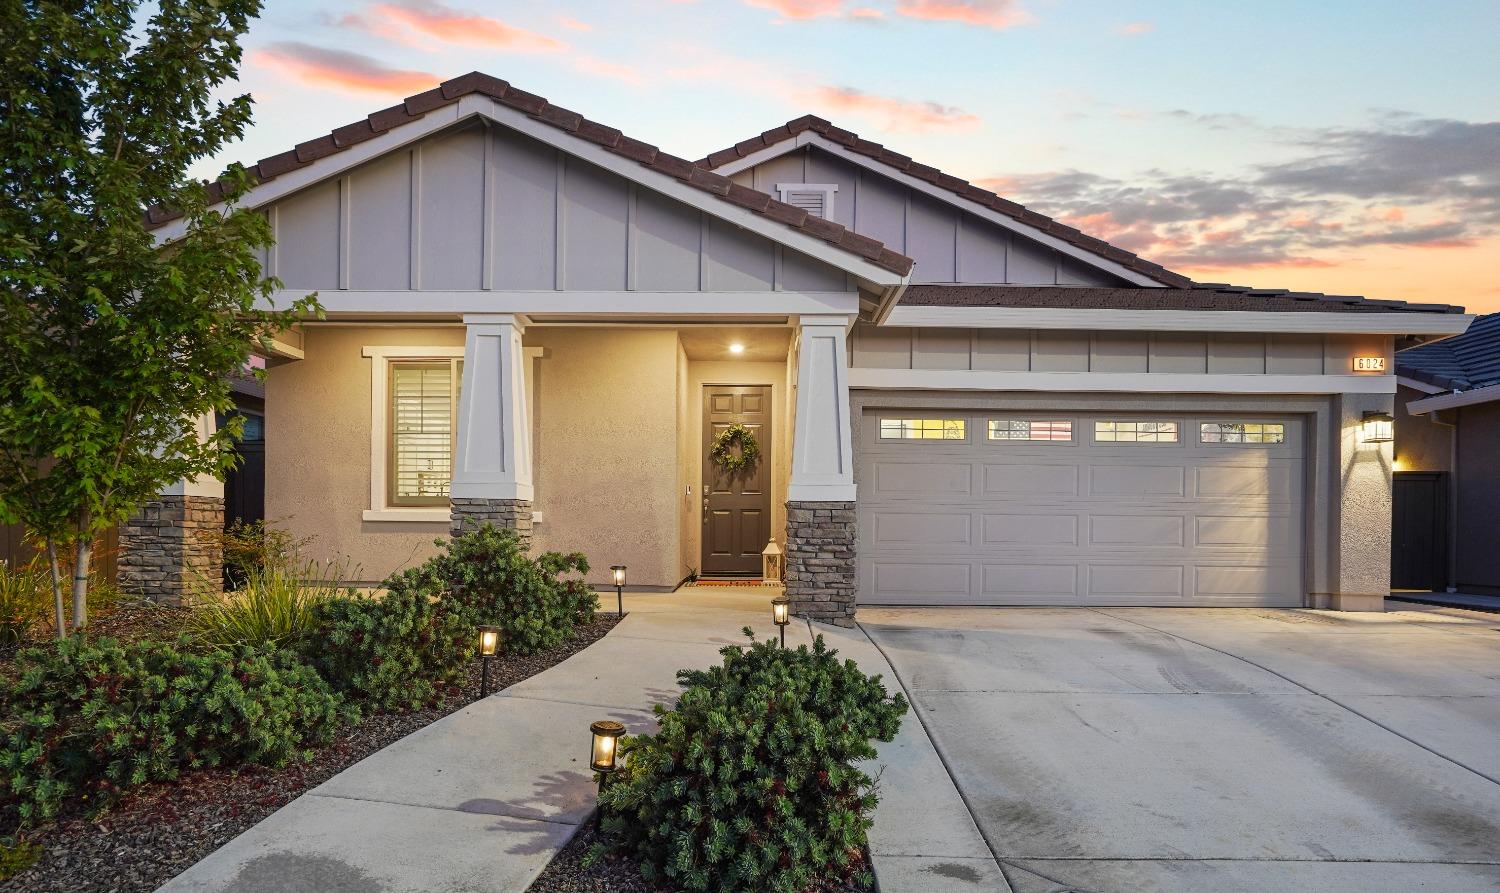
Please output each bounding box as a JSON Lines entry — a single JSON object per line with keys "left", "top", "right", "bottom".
{"left": 452, "top": 313, "right": 533, "bottom": 502}
{"left": 788, "top": 315, "right": 856, "bottom": 502}
{"left": 163, "top": 411, "right": 224, "bottom": 498}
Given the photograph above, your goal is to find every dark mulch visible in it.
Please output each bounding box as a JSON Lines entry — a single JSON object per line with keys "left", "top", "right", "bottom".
{"left": 527, "top": 827, "right": 867, "bottom": 893}
{"left": 0, "top": 613, "right": 623, "bottom": 893}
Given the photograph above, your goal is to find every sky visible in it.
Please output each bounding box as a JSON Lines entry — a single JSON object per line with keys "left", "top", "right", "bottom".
{"left": 198, "top": 0, "right": 1500, "bottom": 312}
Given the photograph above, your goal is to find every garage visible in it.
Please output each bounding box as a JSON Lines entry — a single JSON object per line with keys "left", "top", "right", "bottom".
{"left": 857, "top": 410, "right": 1305, "bottom": 606}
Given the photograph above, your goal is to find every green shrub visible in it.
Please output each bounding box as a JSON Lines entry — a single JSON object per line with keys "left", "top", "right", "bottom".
{"left": 218, "top": 520, "right": 311, "bottom": 590}
{"left": 396, "top": 523, "right": 597, "bottom": 655}
{"left": 596, "top": 630, "right": 909, "bottom": 893}
{"left": 0, "top": 560, "right": 49, "bottom": 647}
{"left": 304, "top": 586, "right": 474, "bottom": 713}
{"left": 0, "top": 637, "right": 344, "bottom": 824}
{"left": 185, "top": 561, "right": 349, "bottom": 652}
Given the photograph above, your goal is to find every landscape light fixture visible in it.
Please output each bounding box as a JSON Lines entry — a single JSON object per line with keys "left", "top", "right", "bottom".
{"left": 477, "top": 625, "right": 500, "bottom": 697}
{"left": 611, "top": 565, "right": 626, "bottom": 618}
{"left": 589, "top": 719, "right": 627, "bottom": 831}
{"left": 1360, "top": 410, "right": 1394, "bottom": 444}
{"left": 772, "top": 596, "right": 790, "bottom": 648}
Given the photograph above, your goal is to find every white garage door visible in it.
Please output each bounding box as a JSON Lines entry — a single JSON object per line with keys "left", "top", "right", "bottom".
{"left": 857, "top": 411, "right": 1305, "bottom": 607}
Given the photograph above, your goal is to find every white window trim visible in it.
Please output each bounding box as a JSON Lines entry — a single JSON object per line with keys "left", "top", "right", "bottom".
{"left": 362, "top": 345, "right": 465, "bottom": 523}
{"left": 776, "top": 183, "right": 838, "bottom": 219}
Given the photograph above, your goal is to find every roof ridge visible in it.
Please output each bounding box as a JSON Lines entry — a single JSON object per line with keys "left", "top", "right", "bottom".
{"left": 900, "top": 283, "right": 1463, "bottom": 315}
{"left": 145, "top": 72, "right": 914, "bottom": 277}
{"left": 696, "top": 115, "right": 1192, "bottom": 288}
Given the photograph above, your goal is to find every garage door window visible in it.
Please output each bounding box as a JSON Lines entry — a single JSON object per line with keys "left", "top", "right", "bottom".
{"left": 988, "top": 420, "right": 1073, "bottom": 442}
{"left": 880, "top": 418, "right": 966, "bottom": 440}
{"left": 1094, "top": 420, "right": 1178, "bottom": 443}
{"left": 1200, "top": 422, "right": 1285, "bottom": 444}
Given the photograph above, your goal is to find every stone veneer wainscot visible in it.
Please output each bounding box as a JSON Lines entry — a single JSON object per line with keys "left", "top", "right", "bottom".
{"left": 118, "top": 494, "right": 224, "bottom": 604}
{"left": 784, "top": 500, "right": 856, "bottom": 627}
{"left": 450, "top": 497, "right": 534, "bottom": 549}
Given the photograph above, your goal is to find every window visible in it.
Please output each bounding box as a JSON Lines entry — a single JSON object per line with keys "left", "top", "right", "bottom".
{"left": 1094, "top": 420, "right": 1179, "bottom": 443}
{"left": 389, "top": 360, "right": 462, "bottom": 505}
{"left": 776, "top": 183, "right": 838, "bottom": 219}
{"left": 1200, "top": 422, "right": 1285, "bottom": 444}
{"left": 989, "top": 419, "right": 1073, "bottom": 442}
{"left": 880, "top": 418, "right": 966, "bottom": 440}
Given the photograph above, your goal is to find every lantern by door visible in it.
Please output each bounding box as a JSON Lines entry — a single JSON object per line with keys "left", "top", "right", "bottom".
{"left": 762, "top": 541, "right": 783, "bottom": 581}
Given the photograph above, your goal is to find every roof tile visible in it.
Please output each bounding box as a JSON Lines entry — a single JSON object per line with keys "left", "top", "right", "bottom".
{"left": 331, "top": 119, "right": 378, "bottom": 148}
{"left": 294, "top": 134, "right": 339, "bottom": 164}
{"left": 403, "top": 87, "right": 448, "bottom": 116}
{"left": 367, "top": 104, "right": 413, "bottom": 133}
{"left": 255, "top": 149, "right": 303, "bottom": 180}
{"left": 496, "top": 86, "right": 546, "bottom": 115}
{"left": 687, "top": 167, "right": 731, "bottom": 196}
{"left": 537, "top": 104, "right": 584, "bottom": 132}
{"left": 576, "top": 119, "right": 622, "bottom": 148}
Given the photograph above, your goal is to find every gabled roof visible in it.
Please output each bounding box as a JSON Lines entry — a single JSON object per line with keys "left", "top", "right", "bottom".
{"left": 698, "top": 115, "right": 1192, "bottom": 288}
{"left": 1399, "top": 312, "right": 1500, "bottom": 390}
{"left": 147, "top": 73, "right": 914, "bottom": 278}
{"left": 904, "top": 284, "right": 1466, "bottom": 315}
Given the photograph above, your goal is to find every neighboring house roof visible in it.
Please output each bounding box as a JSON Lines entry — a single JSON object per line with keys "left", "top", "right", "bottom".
{"left": 145, "top": 72, "right": 915, "bottom": 277}
{"left": 1399, "top": 312, "right": 1500, "bottom": 390}
{"left": 698, "top": 115, "right": 1193, "bottom": 289}
{"left": 904, "top": 284, "right": 1466, "bottom": 315}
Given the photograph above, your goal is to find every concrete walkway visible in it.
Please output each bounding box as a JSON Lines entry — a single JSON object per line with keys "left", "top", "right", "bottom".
{"left": 159, "top": 587, "right": 955, "bottom": 892}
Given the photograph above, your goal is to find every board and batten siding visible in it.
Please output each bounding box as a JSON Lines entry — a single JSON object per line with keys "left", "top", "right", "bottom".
{"left": 260, "top": 121, "right": 853, "bottom": 294}
{"left": 730, "top": 147, "right": 1130, "bottom": 287}
{"left": 850, "top": 323, "right": 1395, "bottom": 376}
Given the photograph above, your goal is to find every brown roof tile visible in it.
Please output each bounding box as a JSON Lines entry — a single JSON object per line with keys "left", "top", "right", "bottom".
{"left": 144, "top": 72, "right": 915, "bottom": 277}
{"left": 697, "top": 116, "right": 1193, "bottom": 288}
{"left": 901, "top": 284, "right": 1463, "bottom": 315}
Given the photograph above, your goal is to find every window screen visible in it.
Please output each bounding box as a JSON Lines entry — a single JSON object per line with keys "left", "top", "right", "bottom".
{"left": 390, "top": 362, "right": 456, "bottom": 505}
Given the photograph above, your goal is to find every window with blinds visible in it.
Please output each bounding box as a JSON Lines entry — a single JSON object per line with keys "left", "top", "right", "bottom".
{"left": 390, "top": 361, "right": 459, "bottom": 505}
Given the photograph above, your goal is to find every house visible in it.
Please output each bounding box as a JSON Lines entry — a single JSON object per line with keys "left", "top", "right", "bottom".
{"left": 124, "top": 72, "right": 1473, "bottom": 623}
{"left": 1392, "top": 313, "right": 1499, "bottom": 595}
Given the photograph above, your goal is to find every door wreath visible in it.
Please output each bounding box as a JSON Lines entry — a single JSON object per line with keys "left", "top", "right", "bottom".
{"left": 710, "top": 423, "right": 761, "bottom": 473}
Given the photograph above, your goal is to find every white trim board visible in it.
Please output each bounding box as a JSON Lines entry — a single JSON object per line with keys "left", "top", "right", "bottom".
{"left": 884, "top": 304, "right": 1476, "bottom": 336}
{"left": 1396, "top": 375, "right": 1447, "bottom": 396}
{"left": 362, "top": 345, "right": 465, "bottom": 522}
{"left": 1405, "top": 383, "right": 1500, "bottom": 415}
{"left": 708, "top": 132, "right": 1165, "bottom": 289}
{"left": 267, "top": 289, "right": 861, "bottom": 317}
{"left": 848, "top": 368, "right": 1397, "bottom": 395}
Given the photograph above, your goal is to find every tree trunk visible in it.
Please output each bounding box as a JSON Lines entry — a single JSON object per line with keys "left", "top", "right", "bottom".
{"left": 46, "top": 538, "right": 67, "bottom": 640}
{"left": 71, "top": 537, "right": 92, "bottom": 632}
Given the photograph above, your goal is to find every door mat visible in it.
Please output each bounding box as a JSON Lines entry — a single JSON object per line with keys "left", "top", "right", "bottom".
{"left": 687, "top": 579, "right": 783, "bottom": 587}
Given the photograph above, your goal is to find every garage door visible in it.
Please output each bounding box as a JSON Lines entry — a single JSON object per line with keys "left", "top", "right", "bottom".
{"left": 857, "top": 411, "right": 1305, "bottom": 606}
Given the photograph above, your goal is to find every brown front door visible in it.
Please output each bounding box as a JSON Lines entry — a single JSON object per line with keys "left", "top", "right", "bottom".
{"left": 702, "top": 385, "right": 771, "bottom": 577}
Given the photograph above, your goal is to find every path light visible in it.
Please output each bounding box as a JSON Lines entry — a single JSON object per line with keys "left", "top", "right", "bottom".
{"left": 589, "top": 720, "right": 626, "bottom": 832}
{"left": 478, "top": 625, "right": 500, "bottom": 697}
{"left": 772, "top": 595, "right": 790, "bottom": 648}
{"left": 611, "top": 565, "right": 627, "bottom": 618}
{"left": 1360, "top": 410, "right": 1394, "bottom": 444}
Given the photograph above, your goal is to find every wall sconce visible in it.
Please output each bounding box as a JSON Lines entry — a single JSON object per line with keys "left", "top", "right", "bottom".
{"left": 478, "top": 625, "right": 500, "bottom": 697}
{"left": 771, "top": 595, "right": 790, "bottom": 648}
{"left": 589, "top": 719, "right": 626, "bottom": 831}
{"left": 610, "top": 565, "right": 626, "bottom": 618}
{"left": 1360, "top": 411, "right": 1394, "bottom": 444}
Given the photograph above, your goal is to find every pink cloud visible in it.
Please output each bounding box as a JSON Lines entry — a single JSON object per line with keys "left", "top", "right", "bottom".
{"left": 252, "top": 42, "right": 438, "bottom": 95}
{"left": 1117, "top": 21, "right": 1153, "bottom": 35}
{"left": 807, "top": 86, "right": 981, "bottom": 131}
{"left": 850, "top": 7, "right": 886, "bottom": 19}
{"left": 557, "top": 14, "right": 593, "bottom": 31}
{"left": 572, "top": 55, "right": 648, "bottom": 86}
{"left": 359, "top": 1, "right": 566, "bottom": 51}
{"left": 746, "top": 0, "right": 845, "bottom": 19}
{"left": 895, "top": 0, "right": 1033, "bottom": 29}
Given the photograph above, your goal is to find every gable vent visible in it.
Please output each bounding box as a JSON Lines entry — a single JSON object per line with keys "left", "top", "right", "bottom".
{"left": 776, "top": 183, "right": 837, "bottom": 219}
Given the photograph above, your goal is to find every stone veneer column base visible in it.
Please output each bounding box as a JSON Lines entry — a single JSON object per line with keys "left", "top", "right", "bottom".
{"left": 450, "top": 498, "right": 534, "bottom": 549}
{"left": 118, "top": 495, "right": 224, "bottom": 604}
{"left": 784, "top": 500, "right": 857, "bottom": 628}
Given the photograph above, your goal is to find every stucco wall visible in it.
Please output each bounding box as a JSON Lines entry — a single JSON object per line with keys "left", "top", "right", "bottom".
{"left": 1455, "top": 401, "right": 1500, "bottom": 593}
{"left": 1394, "top": 385, "right": 1453, "bottom": 472}
{"left": 1329, "top": 392, "right": 1395, "bottom": 606}
{"left": 527, "top": 327, "right": 681, "bottom": 589}
{"left": 266, "top": 326, "right": 465, "bottom": 583}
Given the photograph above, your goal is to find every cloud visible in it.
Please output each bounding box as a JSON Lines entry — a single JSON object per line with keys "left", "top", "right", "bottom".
{"left": 352, "top": 1, "right": 565, "bottom": 51}
{"left": 894, "top": 0, "right": 1033, "bottom": 29}
{"left": 807, "top": 86, "right": 981, "bottom": 131}
{"left": 557, "top": 14, "right": 592, "bottom": 31}
{"left": 252, "top": 42, "right": 438, "bottom": 95}
{"left": 990, "top": 115, "right": 1500, "bottom": 270}
{"left": 746, "top": 0, "right": 846, "bottom": 19}
{"left": 1117, "top": 21, "right": 1152, "bottom": 35}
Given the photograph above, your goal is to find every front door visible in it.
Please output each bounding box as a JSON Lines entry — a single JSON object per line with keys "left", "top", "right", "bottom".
{"left": 1392, "top": 472, "right": 1447, "bottom": 591}
{"left": 702, "top": 385, "right": 771, "bottom": 577}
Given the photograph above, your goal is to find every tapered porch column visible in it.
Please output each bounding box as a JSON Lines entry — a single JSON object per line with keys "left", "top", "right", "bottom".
{"left": 119, "top": 411, "right": 225, "bottom": 603}
{"left": 786, "top": 315, "right": 858, "bottom": 627}
{"left": 451, "top": 313, "right": 534, "bottom": 545}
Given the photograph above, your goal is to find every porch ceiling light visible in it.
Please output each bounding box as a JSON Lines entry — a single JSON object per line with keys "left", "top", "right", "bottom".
{"left": 729, "top": 342, "right": 746, "bottom": 355}
{"left": 772, "top": 595, "right": 790, "bottom": 648}
{"left": 1360, "top": 410, "right": 1394, "bottom": 444}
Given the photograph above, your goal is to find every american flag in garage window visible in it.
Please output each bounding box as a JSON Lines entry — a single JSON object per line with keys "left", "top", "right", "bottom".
{"left": 390, "top": 361, "right": 460, "bottom": 505}
{"left": 988, "top": 420, "right": 1073, "bottom": 441}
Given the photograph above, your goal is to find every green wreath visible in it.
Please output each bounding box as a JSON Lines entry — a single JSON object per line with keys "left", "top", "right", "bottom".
{"left": 710, "top": 423, "right": 761, "bottom": 473}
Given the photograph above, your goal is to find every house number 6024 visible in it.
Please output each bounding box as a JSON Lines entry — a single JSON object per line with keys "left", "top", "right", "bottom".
{"left": 1353, "top": 356, "right": 1386, "bottom": 372}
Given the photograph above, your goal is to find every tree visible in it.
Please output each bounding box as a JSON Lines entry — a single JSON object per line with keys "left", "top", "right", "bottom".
{"left": 0, "top": 1, "right": 317, "bottom": 632}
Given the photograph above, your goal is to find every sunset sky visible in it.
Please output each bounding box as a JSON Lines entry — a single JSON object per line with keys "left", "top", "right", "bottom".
{"left": 202, "top": 0, "right": 1500, "bottom": 312}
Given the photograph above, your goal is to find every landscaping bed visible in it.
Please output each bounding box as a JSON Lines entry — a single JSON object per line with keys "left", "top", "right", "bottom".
{"left": 0, "top": 612, "right": 622, "bottom": 893}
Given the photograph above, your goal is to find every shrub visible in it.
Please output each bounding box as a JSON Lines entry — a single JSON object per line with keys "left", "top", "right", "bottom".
{"left": 218, "top": 520, "right": 311, "bottom": 590}
{"left": 0, "top": 560, "right": 49, "bottom": 647}
{"left": 596, "top": 630, "right": 909, "bottom": 893}
{"left": 0, "top": 637, "right": 344, "bottom": 824}
{"left": 397, "top": 523, "right": 597, "bottom": 655}
{"left": 185, "top": 560, "right": 350, "bottom": 652}
{"left": 304, "top": 586, "right": 474, "bottom": 713}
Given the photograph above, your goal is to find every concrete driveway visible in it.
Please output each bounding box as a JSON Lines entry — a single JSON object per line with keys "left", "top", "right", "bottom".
{"left": 860, "top": 604, "right": 1500, "bottom": 893}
